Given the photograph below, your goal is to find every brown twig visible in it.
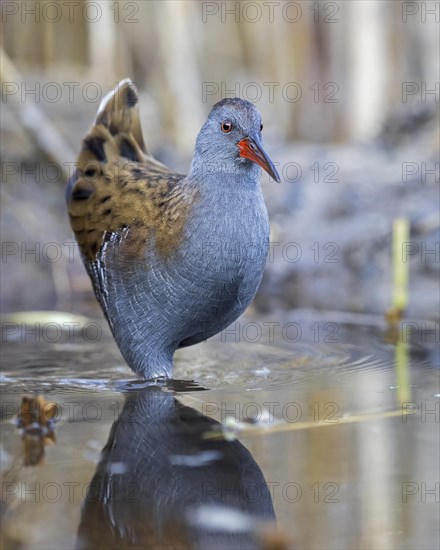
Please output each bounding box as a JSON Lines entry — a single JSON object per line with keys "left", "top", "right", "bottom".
{"left": 0, "top": 48, "right": 74, "bottom": 179}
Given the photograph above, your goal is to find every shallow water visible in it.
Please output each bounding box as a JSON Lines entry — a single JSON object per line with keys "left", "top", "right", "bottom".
{"left": 1, "top": 311, "right": 439, "bottom": 549}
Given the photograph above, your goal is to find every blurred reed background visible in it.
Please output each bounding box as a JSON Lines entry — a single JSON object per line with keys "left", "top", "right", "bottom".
{"left": 2, "top": 0, "right": 438, "bottom": 144}
{"left": 1, "top": 0, "right": 439, "bottom": 317}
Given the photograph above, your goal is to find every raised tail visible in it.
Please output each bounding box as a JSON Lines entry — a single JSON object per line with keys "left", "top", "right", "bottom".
{"left": 66, "top": 79, "right": 167, "bottom": 261}
{"left": 94, "top": 78, "right": 148, "bottom": 158}
{"left": 72, "top": 78, "right": 150, "bottom": 175}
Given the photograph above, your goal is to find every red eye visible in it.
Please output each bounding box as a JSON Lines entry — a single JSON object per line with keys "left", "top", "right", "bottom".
{"left": 221, "top": 121, "right": 233, "bottom": 133}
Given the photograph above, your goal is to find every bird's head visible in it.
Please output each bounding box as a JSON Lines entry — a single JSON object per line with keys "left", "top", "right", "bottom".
{"left": 191, "top": 98, "right": 280, "bottom": 184}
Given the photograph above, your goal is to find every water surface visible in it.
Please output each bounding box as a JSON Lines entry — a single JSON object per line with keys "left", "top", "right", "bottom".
{"left": 1, "top": 311, "right": 438, "bottom": 549}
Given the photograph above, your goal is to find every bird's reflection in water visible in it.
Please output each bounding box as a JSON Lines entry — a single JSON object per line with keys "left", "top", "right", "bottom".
{"left": 77, "top": 382, "right": 275, "bottom": 550}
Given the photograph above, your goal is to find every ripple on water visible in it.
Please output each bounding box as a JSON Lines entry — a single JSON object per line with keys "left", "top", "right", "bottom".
{"left": 0, "top": 321, "right": 436, "bottom": 395}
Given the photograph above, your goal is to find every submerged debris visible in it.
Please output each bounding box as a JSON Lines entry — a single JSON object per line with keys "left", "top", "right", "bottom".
{"left": 16, "top": 395, "right": 58, "bottom": 466}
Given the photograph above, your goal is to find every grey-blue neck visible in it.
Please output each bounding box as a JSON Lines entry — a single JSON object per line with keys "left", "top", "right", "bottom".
{"left": 188, "top": 157, "right": 262, "bottom": 197}
{"left": 189, "top": 140, "right": 262, "bottom": 193}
